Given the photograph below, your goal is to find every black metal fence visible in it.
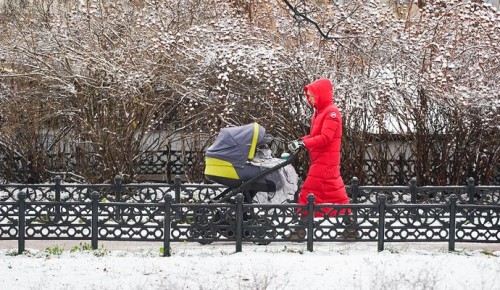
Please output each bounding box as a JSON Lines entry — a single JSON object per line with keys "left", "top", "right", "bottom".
{"left": 138, "top": 151, "right": 500, "bottom": 185}
{"left": 3, "top": 150, "right": 500, "bottom": 185}
{"left": 1, "top": 176, "right": 499, "bottom": 256}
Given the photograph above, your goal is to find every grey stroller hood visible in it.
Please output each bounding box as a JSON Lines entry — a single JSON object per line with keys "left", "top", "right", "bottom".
{"left": 205, "top": 123, "right": 267, "bottom": 168}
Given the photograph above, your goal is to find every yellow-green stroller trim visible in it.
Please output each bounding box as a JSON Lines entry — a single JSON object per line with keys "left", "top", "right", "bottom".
{"left": 204, "top": 157, "right": 239, "bottom": 180}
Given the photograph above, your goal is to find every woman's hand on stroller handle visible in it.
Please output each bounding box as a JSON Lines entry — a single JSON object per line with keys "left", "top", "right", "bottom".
{"left": 287, "top": 140, "right": 304, "bottom": 152}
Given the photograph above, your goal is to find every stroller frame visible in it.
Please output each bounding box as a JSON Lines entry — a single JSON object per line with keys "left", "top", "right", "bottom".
{"left": 206, "top": 150, "right": 300, "bottom": 204}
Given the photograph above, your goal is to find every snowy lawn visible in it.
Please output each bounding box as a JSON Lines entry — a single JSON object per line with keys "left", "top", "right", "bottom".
{"left": 1, "top": 241, "right": 499, "bottom": 290}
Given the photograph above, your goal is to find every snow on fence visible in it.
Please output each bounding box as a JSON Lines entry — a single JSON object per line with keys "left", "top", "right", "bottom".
{"left": 0, "top": 176, "right": 499, "bottom": 256}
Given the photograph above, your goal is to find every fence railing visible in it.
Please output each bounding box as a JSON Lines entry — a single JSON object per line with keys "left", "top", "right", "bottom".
{"left": 1, "top": 176, "right": 499, "bottom": 256}
{"left": 1, "top": 175, "right": 498, "bottom": 205}
{"left": 3, "top": 150, "right": 499, "bottom": 185}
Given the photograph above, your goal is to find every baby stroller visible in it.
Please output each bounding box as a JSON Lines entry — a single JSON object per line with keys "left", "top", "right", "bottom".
{"left": 204, "top": 122, "right": 299, "bottom": 204}
{"left": 193, "top": 122, "right": 299, "bottom": 244}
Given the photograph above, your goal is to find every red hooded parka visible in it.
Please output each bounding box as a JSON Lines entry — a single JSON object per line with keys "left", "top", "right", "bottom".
{"left": 298, "top": 78, "right": 349, "bottom": 217}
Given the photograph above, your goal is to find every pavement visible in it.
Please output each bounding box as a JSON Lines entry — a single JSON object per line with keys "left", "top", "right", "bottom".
{"left": 1, "top": 239, "right": 499, "bottom": 253}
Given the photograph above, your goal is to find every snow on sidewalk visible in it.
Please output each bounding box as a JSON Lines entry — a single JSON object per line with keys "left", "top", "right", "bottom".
{"left": 1, "top": 241, "right": 499, "bottom": 290}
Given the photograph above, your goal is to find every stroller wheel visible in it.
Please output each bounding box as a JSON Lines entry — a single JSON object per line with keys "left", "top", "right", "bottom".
{"left": 191, "top": 229, "right": 214, "bottom": 245}
{"left": 218, "top": 220, "right": 235, "bottom": 239}
{"left": 192, "top": 208, "right": 238, "bottom": 244}
{"left": 246, "top": 217, "right": 274, "bottom": 245}
{"left": 191, "top": 208, "right": 224, "bottom": 244}
{"left": 254, "top": 239, "right": 271, "bottom": 246}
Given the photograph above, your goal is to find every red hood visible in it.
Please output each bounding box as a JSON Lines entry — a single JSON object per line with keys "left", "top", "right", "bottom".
{"left": 304, "top": 78, "right": 334, "bottom": 110}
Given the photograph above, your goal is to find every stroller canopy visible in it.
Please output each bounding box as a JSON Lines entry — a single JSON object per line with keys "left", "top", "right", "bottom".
{"left": 205, "top": 123, "right": 266, "bottom": 168}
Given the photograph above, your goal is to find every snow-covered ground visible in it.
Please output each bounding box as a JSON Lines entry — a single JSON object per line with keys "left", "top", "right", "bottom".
{"left": 0, "top": 240, "right": 499, "bottom": 290}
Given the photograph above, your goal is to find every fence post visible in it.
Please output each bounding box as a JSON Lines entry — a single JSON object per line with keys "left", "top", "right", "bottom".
{"left": 18, "top": 190, "right": 27, "bottom": 254}
{"left": 410, "top": 177, "right": 417, "bottom": 204}
{"left": 350, "top": 177, "right": 359, "bottom": 224}
{"left": 114, "top": 175, "right": 122, "bottom": 221}
{"left": 467, "top": 177, "right": 475, "bottom": 203}
{"left": 174, "top": 175, "right": 181, "bottom": 203}
{"left": 377, "top": 195, "right": 386, "bottom": 252}
{"left": 448, "top": 194, "right": 458, "bottom": 252}
{"left": 54, "top": 175, "right": 61, "bottom": 218}
{"left": 174, "top": 175, "right": 181, "bottom": 219}
{"left": 351, "top": 177, "right": 359, "bottom": 203}
{"left": 236, "top": 193, "right": 244, "bottom": 253}
{"left": 91, "top": 191, "right": 99, "bottom": 250}
{"left": 163, "top": 194, "right": 172, "bottom": 257}
{"left": 307, "top": 194, "right": 315, "bottom": 252}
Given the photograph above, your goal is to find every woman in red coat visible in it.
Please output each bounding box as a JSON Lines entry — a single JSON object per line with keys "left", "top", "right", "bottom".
{"left": 288, "top": 78, "right": 350, "bottom": 217}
